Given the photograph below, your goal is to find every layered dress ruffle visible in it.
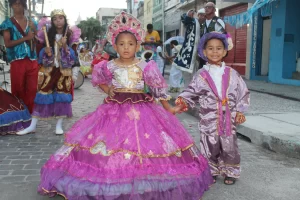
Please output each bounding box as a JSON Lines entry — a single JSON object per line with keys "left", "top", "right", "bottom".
{"left": 38, "top": 60, "right": 213, "bottom": 199}
{"left": 0, "top": 89, "right": 31, "bottom": 135}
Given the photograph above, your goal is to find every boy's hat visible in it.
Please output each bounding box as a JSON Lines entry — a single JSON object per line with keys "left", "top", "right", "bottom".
{"left": 106, "top": 11, "right": 145, "bottom": 45}
{"left": 198, "top": 32, "right": 233, "bottom": 61}
{"left": 197, "top": 8, "right": 205, "bottom": 14}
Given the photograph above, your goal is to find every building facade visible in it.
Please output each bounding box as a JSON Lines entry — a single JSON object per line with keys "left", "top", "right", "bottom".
{"left": 217, "top": 1, "right": 250, "bottom": 76}
{"left": 250, "top": 0, "right": 300, "bottom": 85}
{"left": 136, "top": 1, "right": 144, "bottom": 24}
{"left": 96, "top": 8, "right": 125, "bottom": 26}
{"left": 143, "top": 0, "right": 153, "bottom": 29}
{"left": 0, "top": 0, "right": 10, "bottom": 46}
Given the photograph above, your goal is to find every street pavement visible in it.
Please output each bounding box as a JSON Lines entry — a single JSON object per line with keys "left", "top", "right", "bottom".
{"left": 1, "top": 77, "right": 300, "bottom": 200}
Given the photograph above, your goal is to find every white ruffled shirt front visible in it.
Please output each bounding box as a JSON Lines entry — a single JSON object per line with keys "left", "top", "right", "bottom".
{"left": 203, "top": 62, "right": 225, "bottom": 98}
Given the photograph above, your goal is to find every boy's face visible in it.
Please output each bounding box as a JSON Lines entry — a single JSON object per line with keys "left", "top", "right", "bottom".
{"left": 113, "top": 33, "right": 140, "bottom": 59}
{"left": 203, "top": 39, "right": 227, "bottom": 64}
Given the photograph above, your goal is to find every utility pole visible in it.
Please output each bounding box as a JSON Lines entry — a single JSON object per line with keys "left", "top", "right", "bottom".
{"left": 32, "top": 0, "right": 36, "bottom": 14}
{"left": 41, "top": 0, "right": 44, "bottom": 16}
{"left": 162, "top": 0, "right": 165, "bottom": 51}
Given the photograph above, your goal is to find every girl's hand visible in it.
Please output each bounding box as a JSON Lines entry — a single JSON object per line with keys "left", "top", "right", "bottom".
{"left": 165, "top": 107, "right": 175, "bottom": 115}
{"left": 28, "top": 20, "right": 36, "bottom": 32}
{"left": 45, "top": 47, "right": 52, "bottom": 57}
{"left": 188, "top": 10, "right": 194, "bottom": 18}
{"left": 173, "top": 105, "right": 183, "bottom": 114}
{"left": 235, "top": 112, "right": 246, "bottom": 125}
{"left": 25, "top": 31, "right": 35, "bottom": 41}
{"left": 107, "top": 86, "right": 115, "bottom": 97}
{"left": 61, "top": 36, "right": 67, "bottom": 48}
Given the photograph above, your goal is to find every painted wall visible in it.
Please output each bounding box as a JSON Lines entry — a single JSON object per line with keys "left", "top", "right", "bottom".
{"left": 0, "top": 0, "right": 7, "bottom": 46}
{"left": 143, "top": 0, "right": 153, "bottom": 30}
{"left": 268, "top": 0, "right": 300, "bottom": 86}
{"left": 282, "top": 0, "right": 300, "bottom": 79}
{"left": 216, "top": 0, "right": 239, "bottom": 9}
{"left": 268, "top": 0, "right": 286, "bottom": 83}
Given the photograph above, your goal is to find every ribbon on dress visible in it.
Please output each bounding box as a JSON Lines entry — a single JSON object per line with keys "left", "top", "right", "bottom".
{"left": 200, "top": 67, "right": 231, "bottom": 136}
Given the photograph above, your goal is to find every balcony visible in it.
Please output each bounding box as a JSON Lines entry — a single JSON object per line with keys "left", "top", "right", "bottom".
{"left": 153, "top": 4, "right": 162, "bottom": 14}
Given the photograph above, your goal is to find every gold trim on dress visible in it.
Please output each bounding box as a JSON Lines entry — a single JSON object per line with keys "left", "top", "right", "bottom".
{"left": 104, "top": 96, "right": 154, "bottom": 104}
{"left": 112, "top": 59, "right": 142, "bottom": 68}
{"left": 60, "top": 68, "right": 72, "bottom": 77}
{"left": 64, "top": 141, "right": 195, "bottom": 159}
{"left": 114, "top": 88, "right": 144, "bottom": 93}
{"left": 41, "top": 188, "right": 67, "bottom": 200}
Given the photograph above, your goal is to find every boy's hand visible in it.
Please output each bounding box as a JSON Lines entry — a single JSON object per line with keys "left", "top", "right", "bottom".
{"left": 235, "top": 112, "right": 246, "bottom": 125}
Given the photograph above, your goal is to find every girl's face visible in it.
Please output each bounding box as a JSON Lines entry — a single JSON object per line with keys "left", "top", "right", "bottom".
{"left": 12, "top": 0, "right": 24, "bottom": 13}
{"left": 114, "top": 33, "right": 139, "bottom": 59}
{"left": 52, "top": 15, "right": 65, "bottom": 29}
{"left": 203, "top": 39, "right": 227, "bottom": 65}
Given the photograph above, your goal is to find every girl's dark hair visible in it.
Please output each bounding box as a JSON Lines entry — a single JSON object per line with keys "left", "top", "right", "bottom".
{"left": 47, "top": 16, "right": 71, "bottom": 48}
{"left": 9, "top": 0, "right": 27, "bottom": 9}
{"left": 115, "top": 31, "right": 137, "bottom": 44}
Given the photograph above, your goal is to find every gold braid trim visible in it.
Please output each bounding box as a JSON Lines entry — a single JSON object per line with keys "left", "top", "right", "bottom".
{"left": 64, "top": 141, "right": 195, "bottom": 158}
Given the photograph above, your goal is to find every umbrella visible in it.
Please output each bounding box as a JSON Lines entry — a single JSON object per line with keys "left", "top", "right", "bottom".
{"left": 164, "top": 36, "right": 185, "bottom": 45}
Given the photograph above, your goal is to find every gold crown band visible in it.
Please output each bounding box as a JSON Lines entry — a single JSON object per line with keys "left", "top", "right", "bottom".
{"left": 50, "top": 9, "right": 66, "bottom": 18}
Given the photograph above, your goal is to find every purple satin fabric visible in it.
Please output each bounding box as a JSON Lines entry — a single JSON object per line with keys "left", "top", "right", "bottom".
{"left": 200, "top": 67, "right": 231, "bottom": 136}
{"left": 32, "top": 103, "right": 72, "bottom": 119}
{"left": 179, "top": 66, "right": 250, "bottom": 178}
{"left": 0, "top": 121, "right": 31, "bottom": 135}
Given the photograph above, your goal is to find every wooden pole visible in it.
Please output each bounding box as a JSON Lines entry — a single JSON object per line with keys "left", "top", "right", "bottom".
{"left": 28, "top": 0, "right": 33, "bottom": 51}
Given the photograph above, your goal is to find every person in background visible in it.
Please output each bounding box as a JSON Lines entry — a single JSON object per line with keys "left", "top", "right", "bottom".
{"left": 0, "top": 0, "right": 39, "bottom": 113}
{"left": 167, "top": 40, "right": 183, "bottom": 93}
{"left": 156, "top": 40, "right": 165, "bottom": 76}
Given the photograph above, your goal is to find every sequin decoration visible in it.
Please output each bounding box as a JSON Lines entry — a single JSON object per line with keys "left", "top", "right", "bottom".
{"left": 90, "top": 141, "right": 108, "bottom": 155}
{"left": 161, "top": 131, "right": 178, "bottom": 154}
{"left": 124, "top": 153, "right": 131, "bottom": 160}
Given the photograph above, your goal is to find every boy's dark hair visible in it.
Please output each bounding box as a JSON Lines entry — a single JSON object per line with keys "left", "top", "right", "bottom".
{"left": 9, "top": 0, "right": 27, "bottom": 9}
{"left": 147, "top": 24, "right": 153, "bottom": 30}
{"left": 170, "top": 40, "right": 178, "bottom": 46}
{"left": 158, "top": 40, "right": 163, "bottom": 45}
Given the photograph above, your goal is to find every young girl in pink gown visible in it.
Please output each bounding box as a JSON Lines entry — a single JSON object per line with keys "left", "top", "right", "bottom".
{"left": 38, "top": 12, "right": 213, "bottom": 200}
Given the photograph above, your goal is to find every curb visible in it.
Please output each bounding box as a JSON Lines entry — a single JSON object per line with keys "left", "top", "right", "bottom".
{"left": 169, "top": 97, "right": 300, "bottom": 159}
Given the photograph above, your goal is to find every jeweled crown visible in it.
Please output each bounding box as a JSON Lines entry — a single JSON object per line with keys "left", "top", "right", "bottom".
{"left": 50, "top": 9, "right": 66, "bottom": 18}
{"left": 106, "top": 11, "right": 145, "bottom": 44}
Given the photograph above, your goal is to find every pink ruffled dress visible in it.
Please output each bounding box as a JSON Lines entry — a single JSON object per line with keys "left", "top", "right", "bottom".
{"left": 38, "top": 60, "right": 213, "bottom": 200}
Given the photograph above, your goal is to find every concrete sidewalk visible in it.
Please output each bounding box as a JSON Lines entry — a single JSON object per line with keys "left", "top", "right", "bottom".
{"left": 164, "top": 65, "right": 300, "bottom": 159}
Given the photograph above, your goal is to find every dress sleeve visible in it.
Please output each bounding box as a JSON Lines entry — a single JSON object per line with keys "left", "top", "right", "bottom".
{"left": 0, "top": 19, "right": 13, "bottom": 31}
{"left": 38, "top": 47, "right": 54, "bottom": 66}
{"left": 236, "top": 73, "right": 250, "bottom": 113}
{"left": 143, "top": 60, "right": 170, "bottom": 100}
{"left": 69, "top": 25, "right": 81, "bottom": 46}
{"left": 91, "top": 60, "right": 112, "bottom": 87}
{"left": 177, "top": 71, "right": 202, "bottom": 109}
